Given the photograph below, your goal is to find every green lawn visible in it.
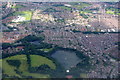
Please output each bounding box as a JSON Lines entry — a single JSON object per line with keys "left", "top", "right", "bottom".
{"left": 70, "top": 2, "right": 91, "bottom": 10}
{"left": 30, "top": 55, "right": 56, "bottom": 69}
{"left": 2, "top": 55, "right": 26, "bottom": 77}
{"left": 11, "top": 5, "right": 24, "bottom": 9}
{"left": 2, "top": 60, "right": 21, "bottom": 77}
{"left": 106, "top": 10, "right": 120, "bottom": 15}
{"left": 17, "top": 55, "right": 49, "bottom": 78}
{"left": 80, "top": 73, "right": 87, "bottom": 78}
{"left": 59, "top": 6, "right": 72, "bottom": 11}
{"left": 2, "top": 55, "right": 52, "bottom": 78}
{"left": 12, "top": 11, "right": 32, "bottom": 21}
{"left": 0, "top": 59, "right": 2, "bottom": 68}
{"left": 106, "top": 7, "right": 120, "bottom": 15}
{"left": 40, "top": 48, "right": 53, "bottom": 52}
{"left": 106, "top": 10, "right": 115, "bottom": 15}
{"left": 80, "top": 10, "right": 92, "bottom": 14}
{"left": 22, "top": 72, "right": 50, "bottom": 78}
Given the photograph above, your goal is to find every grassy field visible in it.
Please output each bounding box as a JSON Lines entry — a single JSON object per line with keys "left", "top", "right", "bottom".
{"left": 106, "top": 10, "right": 115, "bottom": 15}
{"left": 17, "top": 55, "right": 50, "bottom": 78}
{"left": 22, "top": 72, "right": 49, "bottom": 78}
{"left": 106, "top": 10, "right": 120, "bottom": 15}
{"left": 12, "top": 11, "right": 32, "bottom": 21}
{"left": 11, "top": 5, "right": 24, "bottom": 9}
{"left": 59, "top": 6, "right": 72, "bottom": 11}
{"left": 2, "top": 60, "right": 21, "bottom": 77}
{"left": 2, "top": 55, "right": 54, "bottom": 78}
{"left": 40, "top": 48, "right": 53, "bottom": 52}
{"left": 106, "top": 7, "right": 120, "bottom": 15}
{"left": 2, "top": 55, "right": 26, "bottom": 77}
{"left": 70, "top": 2, "right": 91, "bottom": 10}
{"left": 80, "top": 10, "right": 92, "bottom": 14}
{"left": 57, "top": 2, "right": 91, "bottom": 11}
{"left": 0, "top": 59, "right": 2, "bottom": 68}
{"left": 30, "top": 55, "right": 56, "bottom": 70}
{"left": 80, "top": 73, "right": 87, "bottom": 78}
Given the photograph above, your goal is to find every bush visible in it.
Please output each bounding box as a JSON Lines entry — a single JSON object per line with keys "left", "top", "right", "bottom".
{"left": 29, "top": 64, "right": 51, "bottom": 73}
{"left": 6, "top": 60, "right": 21, "bottom": 68}
{"left": 17, "top": 35, "right": 44, "bottom": 43}
{"left": 2, "top": 43, "right": 13, "bottom": 49}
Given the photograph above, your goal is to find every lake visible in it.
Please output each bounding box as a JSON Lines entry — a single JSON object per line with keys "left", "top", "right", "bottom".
{"left": 51, "top": 50, "right": 81, "bottom": 70}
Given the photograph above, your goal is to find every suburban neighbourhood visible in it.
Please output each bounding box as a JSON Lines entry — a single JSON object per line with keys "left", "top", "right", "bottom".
{"left": 1, "top": 1, "right": 120, "bottom": 79}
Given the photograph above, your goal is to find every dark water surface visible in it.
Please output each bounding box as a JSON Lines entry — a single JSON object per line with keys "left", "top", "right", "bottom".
{"left": 52, "top": 50, "right": 81, "bottom": 70}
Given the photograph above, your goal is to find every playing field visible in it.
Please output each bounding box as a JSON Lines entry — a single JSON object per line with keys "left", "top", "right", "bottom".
{"left": 12, "top": 11, "right": 32, "bottom": 22}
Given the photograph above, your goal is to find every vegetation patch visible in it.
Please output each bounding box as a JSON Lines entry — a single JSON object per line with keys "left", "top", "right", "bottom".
{"left": 40, "top": 48, "right": 53, "bottom": 52}
{"left": 6, "top": 60, "right": 21, "bottom": 68}
{"left": 70, "top": 2, "right": 91, "bottom": 10}
{"left": 30, "top": 55, "right": 56, "bottom": 70}
{"left": 12, "top": 11, "right": 32, "bottom": 22}
{"left": 11, "top": 5, "right": 25, "bottom": 9}
{"left": 58, "top": 6, "right": 72, "bottom": 11}
{"left": 2, "top": 55, "right": 27, "bottom": 77}
{"left": 43, "top": 8, "right": 60, "bottom": 12}
{"left": 17, "top": 35, "right": 44, "bottom": 43}
{"left": 2, "top": 55, "right": 52, "bottom": 78}
{"left": 106, "top": 7, "right": 120, "bottom": 15}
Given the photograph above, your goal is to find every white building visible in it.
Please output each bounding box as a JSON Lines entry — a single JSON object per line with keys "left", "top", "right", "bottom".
{"left": 12, "top": 16, "right": 26, "bottom": 22}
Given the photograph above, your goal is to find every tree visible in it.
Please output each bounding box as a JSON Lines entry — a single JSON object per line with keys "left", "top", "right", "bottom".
{"left": 6, "top": 60, "right": 21, "bottom": 68}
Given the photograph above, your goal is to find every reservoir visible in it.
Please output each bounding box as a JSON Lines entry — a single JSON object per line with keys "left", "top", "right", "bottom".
{"left": 51, "top": 50, "right": 81, "bottom": 70}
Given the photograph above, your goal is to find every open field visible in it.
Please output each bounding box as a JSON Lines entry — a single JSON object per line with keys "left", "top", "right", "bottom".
{"left": 12, "top": 11, "right": 32, "bottom": 22}
{"left": 106, "top": 10, "right": 115, "bottom": 14}
{"left": 70, "top": 2, "right": 91, "bottom": 9}
{"left": 40, "top": 48, "right": 53, "bottom": 52}
{"left": 59, "top": 6, "right": 72, "bottom": 11}
{"left": 2, "top": 55, "right": 26, "bottom": 77}
{"left": 2, "top": 55, "right": 53, "bottom": 78}
{"left": 80, "top": 73, "right": 87, "bottom": 78}
{"left": 106, "top": 10, "right": 120, "bottom": 15}
{"left": 11, "top": 5, "right": 24, "bottom": 9}
{"left": 106, "top": 7, "right": 120, "bottom": 15}
{"left": 30, "top": 55, "right": 56, "bottom": 70}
